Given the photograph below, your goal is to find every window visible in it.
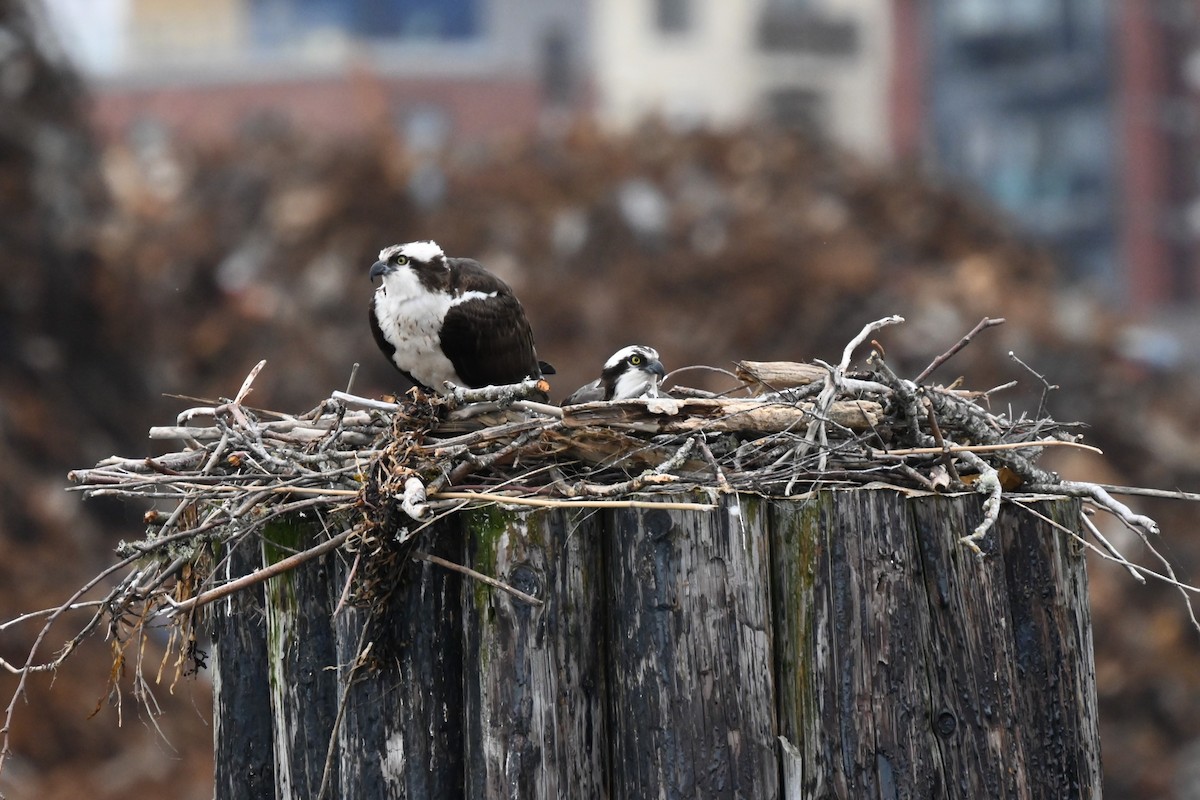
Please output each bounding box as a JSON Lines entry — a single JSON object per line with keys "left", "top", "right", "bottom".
{"left": 768, "top": 88, "right": 826, "bottom": 135}
{"left": 757, "top": 10, "right": 858, "bottom": 55}
{"left": 949, "top": 0, "right": 1062, "bottom": 35}
{"left": 541, "top": 28, "right": 573, "bottom": 106}
{"left": 655, "top": 0, "right": 691, "bottom": 35}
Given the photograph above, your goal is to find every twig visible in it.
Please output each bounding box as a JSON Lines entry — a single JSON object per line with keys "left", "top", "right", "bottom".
{"left": 880, "top": 440, "right": 1101, "bottom": 457}
{"left": 0, "top": 548, "right": 148, "bottom": 772}
{"left": 512, "top": 400, "right": 563, "bottom": 418}
{"left": 567, "top": 473, "right": 679, "bottom": 498}
{"left": 698, "top": 439, "right": 732, "bottom": 492}
{"left": 0, "top": 601, "right": 106, "bottom": 634}
{"left": 1089, "top": 483, "right": 1200, "bottom": 503}
{"left": 333, "top": 550, "right": 362, "bottom": 617}
{"left": 447, "top": 429, "right": 546, "bottom": 485}
{"left": 1008, "top": 350, "right": 1059, "bottom": 418}
{"left": 914, "top": 317, "right": 1005, "bottom": 384}
{"left": 1008, "top": 351, "right": 1059, "bottom": 392}
{"left": 330, "top": 391, "right": 400, "bottom": 411}
{"left": 957, "top": 451, "right": 1002, "bottom": 556}
{"left": 800, "top": 317, "right": 904, "bottom": 471}
{"left": 664, "top": 364, "right": 746, "bottom": 392}
{"left": 166, "top": 528, "right": 357, "bottom": 616}
{"left": 233, "top": 360, "right": 267, "bottom": 404}
{"left": 1068, "top": 526, "right": 1200, "bottom": 593}
{"left": 1009, "top": 499, "right": 1145, "bottom": 585}
{"left": 839, "top": 315, "right": 905, "bottom": 372}
{"left": 924, "top": 398, "right": 961, "bottom": 485}
{"left": 414, "top": 551, "right": 543, "bottom": 606}
{"left": 1016, "top": 502, "right": 1191, "bottom": 593}
{"left": 1078, "top": 513, "right": 1146, "bottom": 584}
{"left": 316, "top": 631, "right": 372, "bottom": 800}
{"left": 430, "top": 490, "right": 715, "bottom": 511}
{"left": 444, "top": 378, "right": 548, "bottom": 406}
{"left": 568, "top": 436, "right": 698, "bottom": 498}
{"left": 1026, "top": 481, "right": 1160, "bottom": 537}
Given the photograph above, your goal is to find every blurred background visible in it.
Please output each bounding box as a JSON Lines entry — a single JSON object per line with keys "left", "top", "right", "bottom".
{"left": 1, "top": 0, "right": 1200, "bottom": 796}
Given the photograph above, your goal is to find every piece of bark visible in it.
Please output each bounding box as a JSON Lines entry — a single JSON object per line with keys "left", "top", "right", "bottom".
{"left": 561, "top": 397, "right": 882, "bottom": 434}
{"left": 734, "top": 360, "right": 828, "bottom": 393}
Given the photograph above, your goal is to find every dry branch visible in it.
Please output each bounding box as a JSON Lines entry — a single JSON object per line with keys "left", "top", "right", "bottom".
{"left": 561, "top": 397, "right": 882, "bottom": 434}
{"left": 734, "top": 361, "right": 828, "bottom": 392}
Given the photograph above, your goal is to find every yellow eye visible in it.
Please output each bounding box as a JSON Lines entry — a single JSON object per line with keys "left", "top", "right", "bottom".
{"left": 394, "top": 255, "right": 409, "bottom": 266}
{"left": 630, "top": 354, "right": 643, "bottom": 366}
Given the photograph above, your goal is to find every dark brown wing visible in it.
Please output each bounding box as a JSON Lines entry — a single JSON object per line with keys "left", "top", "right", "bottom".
{"left": 562, "top": 379, "right": 604, "bottom": 405}
{"left": 440, "top": 259, "right": 543, "bottom": 387}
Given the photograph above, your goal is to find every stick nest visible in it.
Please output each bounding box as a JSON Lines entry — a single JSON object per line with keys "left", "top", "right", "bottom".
{"left": 64, "top": 316, "right": 1144, "bottom": 617}
{"left": 4, "top": 315, "right": 1189, "bottom": 771}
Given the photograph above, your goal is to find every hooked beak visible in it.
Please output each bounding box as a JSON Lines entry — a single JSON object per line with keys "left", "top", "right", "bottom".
{"left": 646, "top": 359, "right": 667, "bottom": 380}
{"left": 369, "top": 261, "right": 392, "bottom": 282}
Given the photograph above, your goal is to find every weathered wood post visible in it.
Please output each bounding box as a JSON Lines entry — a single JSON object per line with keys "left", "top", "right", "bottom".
{"left": 211, "top": 488, "right": 1100, "bottom": 799}
{"left": 602, "top": 497, "right": 779, "bottom": 797}
{"left": 210, "top": 535, "right": 276, "bottom": 798}
{"left": 771, "top": 490, "right": 1100, "bottom": 797}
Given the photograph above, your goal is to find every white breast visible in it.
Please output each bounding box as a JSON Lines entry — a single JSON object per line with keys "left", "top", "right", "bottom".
{"left": 373, "top": 269, "right": 504, "bottom": 391}
{"left": 612, "top": 368, "right": 659, "bottom": 401}
{"left": 374, "top": 270, "right": 463, "bottom": 391}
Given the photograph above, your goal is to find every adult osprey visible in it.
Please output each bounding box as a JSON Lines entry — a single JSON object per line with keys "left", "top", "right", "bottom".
{"left": 563, "top": 345, "right": 666, "bottom": 405}
{"left": 369, "top": 241, "right": 552, "bottom": 393}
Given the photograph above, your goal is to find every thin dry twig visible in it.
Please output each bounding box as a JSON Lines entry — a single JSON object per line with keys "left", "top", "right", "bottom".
{"left": 1028, "top": 481, "right": 1160, "bottom": 537}
{"left": 431, "top": 490, "right": 715, "bottom": 511}
{"left": 165, "top": 528, "right": 357, "bottom": 617}
{"left": 316, "top": 631, "right": 373, "bottom": 800}
{"left": 914, "top": 317, "right": 1005, "bottom": 384}
{"left": 804, "top": 314, "right": 905, "bottom": 470}
{"left": 444, "top": 378, "right": 551, "bottom": 406}
{"left": 414, "top": 552, "right": 544, "bottom": 607}
{"left": 958, "top": 451, "right": 1002, "bottom": 555}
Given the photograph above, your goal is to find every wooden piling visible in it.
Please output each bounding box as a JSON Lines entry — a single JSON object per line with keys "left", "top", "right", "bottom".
{"left": 211, "top": 489, "right": 1100, "bottom": 799}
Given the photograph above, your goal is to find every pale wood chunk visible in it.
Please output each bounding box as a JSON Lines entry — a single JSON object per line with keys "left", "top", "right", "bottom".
{"left": 734, "top": 360, "right": 827, "bottom": 393}
{"left": 561, "top": 397, "right": 882, "bottom": 434}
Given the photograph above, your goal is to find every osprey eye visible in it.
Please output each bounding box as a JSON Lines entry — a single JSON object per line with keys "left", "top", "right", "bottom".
{"left": 394, "top": 255, "right": 409, "bottom": 266}
{"left": 630, "top": 354, "right": 643, "bottom": 365}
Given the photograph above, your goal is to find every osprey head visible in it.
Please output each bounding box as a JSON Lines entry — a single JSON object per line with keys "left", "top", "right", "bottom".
{"left": 370, "top": 240, "right": 447, "bottom": 282}
{"left": 603, "top": 345, "right": 666, "bottom": 400}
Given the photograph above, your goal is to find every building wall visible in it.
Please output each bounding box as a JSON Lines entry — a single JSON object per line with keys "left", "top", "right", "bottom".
{"left": 125, "top": 0, "right": 248, "bottom": 68}
{"left": 591, "top": 0, "right": 759, "bottom": 129}
{"left": 90, "top": 72, "right": 542, "bottom": 145}
{"left": 87, "top": 0, "right": 588, "bottom": 145}
{"left": 755, "top": 0, "right": 894, "bottom": 158}
{"left": 85, "top": 0, "right": 896, "bottom": 160}
{"left": 924, "top": 0, "right": 1118, "bottom": 291}
{"left": 887, "top": 0, "right": 925, "bottom": 160}
{"left": 590, "top": 0, "right": 894, "bottom": 159}
{"left": 1114, "top": 1, "right": 1200, "bottom": 312}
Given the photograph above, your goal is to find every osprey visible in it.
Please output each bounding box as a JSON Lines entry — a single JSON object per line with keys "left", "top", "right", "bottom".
{"left": 369, "top": 241, "right": 551, "bottom": 392}
{"left": 563, "top": 345, "right": 666, "bottom": 405}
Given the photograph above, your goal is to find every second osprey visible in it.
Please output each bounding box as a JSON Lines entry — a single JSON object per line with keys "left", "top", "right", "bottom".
{"left": 563, "top": 345, "right": 666, "bottom": 404}
{"left": 369, "top": 240, "right": 551, "bottom": 392}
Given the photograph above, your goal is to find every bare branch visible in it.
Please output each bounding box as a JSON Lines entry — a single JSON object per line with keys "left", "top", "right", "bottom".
{"left": 167, "top": 528, "right": 357, "bottom": 617}
{"left": 915, "top": 317, "right": 1005, "bottom": 384}
{"left": 414, "top": 551, "right": 544, "bottom": 607}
